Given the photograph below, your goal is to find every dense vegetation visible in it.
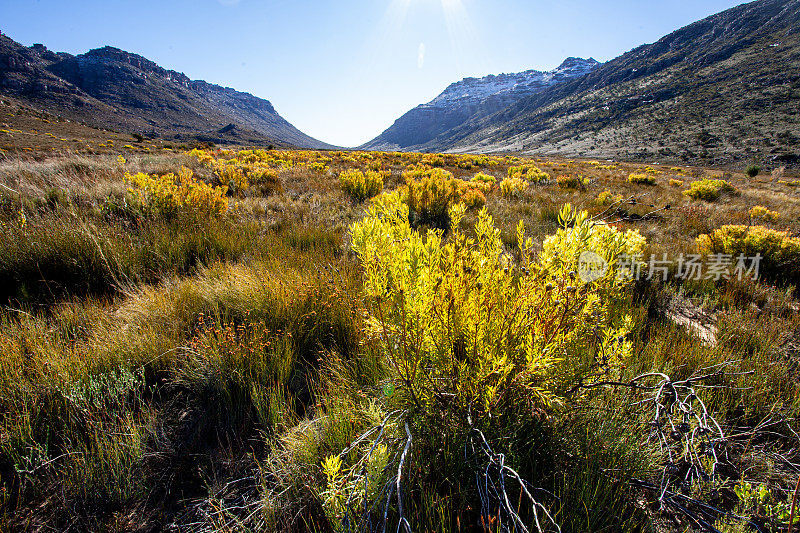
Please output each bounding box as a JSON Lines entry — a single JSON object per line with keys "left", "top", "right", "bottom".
{"left": 0, "top": 147, "right": 799, "bottom": 532}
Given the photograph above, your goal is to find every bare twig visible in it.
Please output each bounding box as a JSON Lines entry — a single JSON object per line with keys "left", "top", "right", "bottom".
{"left": 469, "top": 427, "right": 560, "bottom": 533}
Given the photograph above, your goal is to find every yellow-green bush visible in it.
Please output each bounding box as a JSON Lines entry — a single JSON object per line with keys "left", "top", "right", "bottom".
{"left": 248, "top": 166, "right": 282, "bottom": 196}
{"left": 508, "top": 164, "right": 550, "bottom": 182}
{"left": 339, "top": 169, "right": 384, "bottom": 202}
{"left": 460, "top": 187, "right": 486, "bottom": 209}
{"left": 683, "top": 179, "right": 738, "bottom": 201}
{"left": 472, "top": 172, "right": 496, "bottom": 185}
{"left": 307, "top": 161, "right": 328, "bottom": 174}
{"left": 499, "top": 177, "right": 529, "bottom": 198}
{"left": 400, "top": 168, "right": 484, "bottom": 226}
{"left": 749, "top": 205, "right": 779, "bottom": 223}
{"left": 557, "top": 174, "right": 588, "bottom": 189}
{"left": 215, "top": 161, "right": 248, "bottom": 193}
{"left": 126, "top": 167, "right": 228, "bottom": 218}
{"left": 186, "top": 148, "right": 214, "bottom": 166}
{"left": 596, "top": 190, "right": 623, "bottom": 206}
{"left": 349, "top": 194, "right": 645, "bottom": 430}
{"left": 466, "top": 178, "right": 491, "bottom": 193}
{"left": 627, "top": 173, "right": 656, "bottom": 185}
{"left": 669, "top": 179, "right": 684, "bottom": 187}
{"left": 697, "top": 225, "right": 800, "bottom": 283}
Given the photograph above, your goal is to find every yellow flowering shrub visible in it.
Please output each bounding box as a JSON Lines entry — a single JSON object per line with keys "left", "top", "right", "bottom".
{"left": 749, "top": 205, "right": 779, "bottom": 223}
{"left": 249, "top": 167, "right": 282, "bottom": 196}
{"left": 339, "top": 169, "right": 384, "bottom": 202}
{"left": 508, "top": 164, "right": 549, "bottom": 182}
{"left": 697, "top": 225, "right": 800, "bottom": 283}
{"left": 472, "top": 172, "right": 496, "bottom": 186}
{"left": 669, "top": 179, "right": 684, "bottom": 187}
{"left": 366, "top": 160, "right": 384, "bottom": 172}
{"left": 683, "top": 179, "right": 738, "bottom": 201}
{"left": 596, "top": 190, "right": 623, "bottom": 206}
{"left": 400, "top": 168, "right": 486, "bottom": 226}
{"left": 186, "top": 148, "right": 215, "bottom": 166}
{"left": 215, "top": 162, "right": 249, "bottom": 193}
{"left": 126, "top": 167, "right": 228, "bottom": 218}
{"left": 556, "top": 175, "right": 589, "bottom": 188}
{"left": 460, "top": 187, "right": 486, "bottom": 208}
{"left": 401, "top": 169, "right": 460, "bottom": 226}
{"left": 499, "top": 177, "right": 529, "bottom": 198}
{"left": 349, "top": 196, "right": 644, "bottom": 427}
{"left": 307, "top": 161, "right": 328, "bottom": 174}
{"left": 627, "top": 173, "right": 657, "bottom": 185}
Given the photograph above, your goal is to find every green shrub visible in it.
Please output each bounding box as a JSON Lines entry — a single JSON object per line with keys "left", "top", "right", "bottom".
{"left": 746, "top": 164, "right": 761, "bottom": 178}
{"left": 683, "top": 179, "right": 738, "bottom": 201}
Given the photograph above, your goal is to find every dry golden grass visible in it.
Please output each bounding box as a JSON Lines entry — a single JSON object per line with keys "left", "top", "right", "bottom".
{"left": 0, "top": 146, "right": 798, "bottom": 532}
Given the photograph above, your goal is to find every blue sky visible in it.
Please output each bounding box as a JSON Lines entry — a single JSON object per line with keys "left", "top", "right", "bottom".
{"left": 1, "top": 0, "right": 745, "bottom": 147}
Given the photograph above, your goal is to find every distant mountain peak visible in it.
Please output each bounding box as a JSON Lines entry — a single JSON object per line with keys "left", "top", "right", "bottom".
{"left": 557, "top": 57, "right": 599, "bottom": 70}
{"left": 363, "top": 57, "right": 600, "bottom": 150}
{"left": 424, "top": 57, "right": 600, "bottom": 110}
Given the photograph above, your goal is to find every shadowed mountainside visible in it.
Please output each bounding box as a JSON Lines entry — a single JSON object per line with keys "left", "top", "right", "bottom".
{"left": 0, "top": 35, "right": 332, "bottom": 148}
{"left": 376, "top": 0, "right": 800, "bottom": 168}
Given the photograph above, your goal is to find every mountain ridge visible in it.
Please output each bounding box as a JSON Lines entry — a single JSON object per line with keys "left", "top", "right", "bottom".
{"left": 0, "top": 35, "right": 332, "bottom": 148}
{"left": 407, "top": 0, "right": 800, "bottom": 167}
{"left": 361, "top": 57, "right": 600, "bottom": 151}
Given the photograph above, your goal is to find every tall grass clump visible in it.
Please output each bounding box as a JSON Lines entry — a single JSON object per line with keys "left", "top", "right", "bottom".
{"left": 0, "top": 213, "right": 268, "bottom": 304}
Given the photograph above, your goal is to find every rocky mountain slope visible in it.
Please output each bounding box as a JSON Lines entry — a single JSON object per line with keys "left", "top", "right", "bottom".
{"left": 374, "top": 0, "right": 800, "bottom": 168}
{"left": 362, "top": 57, "right": 599, "bottom": 151}
{"left": 0, "top": 35, "right": 331, "bottom": 148}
